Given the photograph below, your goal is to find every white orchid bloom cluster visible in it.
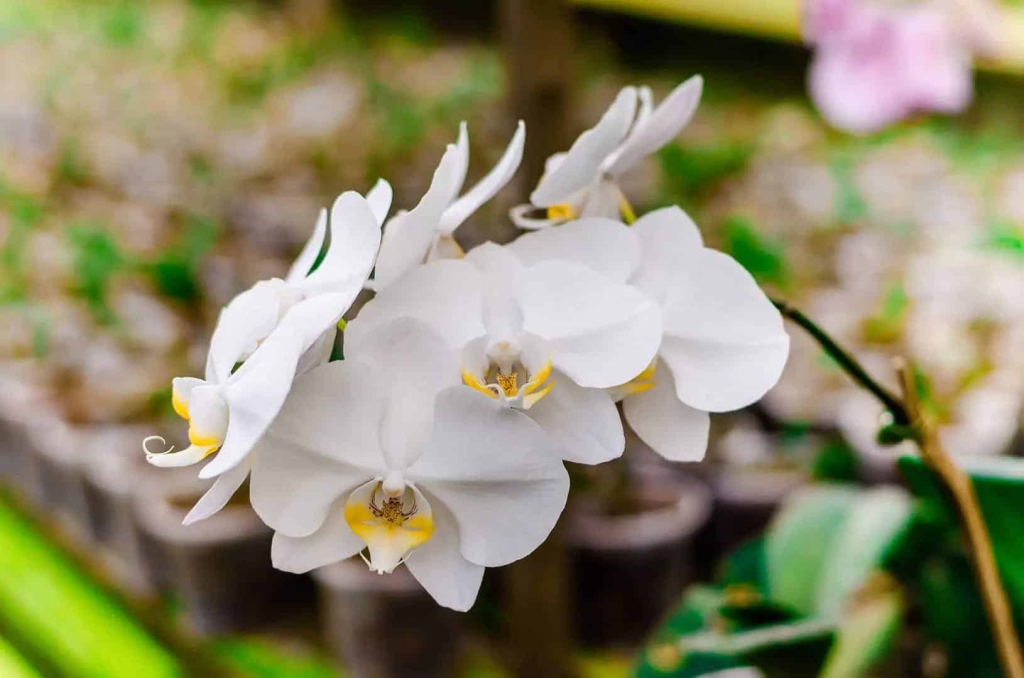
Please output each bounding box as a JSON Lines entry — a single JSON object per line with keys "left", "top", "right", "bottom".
{"left": 144, "top": 76, "right": 791, "bottom": 611}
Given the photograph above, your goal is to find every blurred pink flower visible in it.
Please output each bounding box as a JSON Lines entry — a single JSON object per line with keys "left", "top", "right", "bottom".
{"left": 804, "top": 0, "right": 995, "bottom": 134}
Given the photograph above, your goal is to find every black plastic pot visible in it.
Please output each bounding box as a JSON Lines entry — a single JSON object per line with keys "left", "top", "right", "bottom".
{"left": 314, "top": 560, "right": 462, "bottom": 678}
{"left": 565, "top": 471, "right": 712, "bottom": 648}
{"left": 132, "top": 475, "right": 313, "bottom": 635}
{"left": 706, "top": 465, "right": 807, "bottom": 559}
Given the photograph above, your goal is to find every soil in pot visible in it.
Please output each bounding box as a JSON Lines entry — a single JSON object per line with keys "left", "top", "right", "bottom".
{"left": 133, "top": 475, "right": 314, "bottom": 635}
{"left": 314, "top": 560, "right": 462, "bottom": 678}
{"left": 565, "top": 471, "right": 712, "bottom": 649}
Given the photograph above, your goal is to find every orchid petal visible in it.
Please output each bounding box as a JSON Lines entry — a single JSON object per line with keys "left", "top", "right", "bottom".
{"left": 464, "top": 243, "right": 525, "bottom": 343}
{"left": 509, "top": 203, "right": 561, "bottom": 230}
{"left": 631, "top": 206, "right": 704, "bottom": 303}
{"left": 285, "top": 208, "right": 327, "bottom": 284}
{"left": 346, "top": 259, "right": 486, "bottom": 351}
{"left": 171, "top": 377, "right": 205, "bottom": 419}
{"left": 440, "top": 121, "right": 526, "bottom": 234}
{"left": 604, "top": 76, "right": 703, "bottom": 178}
{"left": 365, "top": 178, "right": 394, "bottom": 226}
{"left": 405, "top": 492, "right": 485, "bottom": 611}
{"left": 409, "top": 387, "right": 569, "bottom": 568}
{"left": 526, "top": 373, "right": 623, "bottom": 464}
{"left": 205, "top": 280, "right": 290, "bottom": 383}
{"left": 182, "top": 459, "right": 251, "bottom": 525}
{"left": 507, "top": 217, "right": 641, "bottom": 283}
{"left": 517, "top": 261, "right": 663, "bottom": 388}
{"left": 660, "top": 249, "right": 789, "bottom": 412}
{"left": 298, "top": 191, "right": 382, "bottom": 297}
{"left": 530, "top": 87, "right": 638, "bottom": 207}
{"left": 271, "top": 502, "right": 365, "bottom": 574}
{"left": 198, "top": 326, "right": 307, "bottom": 478}
{"left": 373, "top": 144, "right": 465, "bottom": 290}
{"left": 623, "top": 360, "right": 710, "bottom": 462}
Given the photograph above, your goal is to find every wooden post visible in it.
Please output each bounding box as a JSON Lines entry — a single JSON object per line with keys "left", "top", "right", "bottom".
{"left": 500, "top": 2, "right": 576, "bottom": 677}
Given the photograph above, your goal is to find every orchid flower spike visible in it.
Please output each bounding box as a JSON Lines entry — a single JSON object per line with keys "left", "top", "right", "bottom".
{"left": 247, "top": 318, "right": 569, "bottom": 612}
{"left": 803, "top": 0, "right": 995, "bottom": 134}
{"left": 145, "top": 187, "right": 389, "bottom": 525}
{"left": 509, "top": 209, "right": 790, "bottom": 462}
{"left": 511, "top": 76, "right": 702, "bottom": 230}
{"left": 370, "top": 121, "right": 526, "bottom": 291}
{"left": 348, "top": 235, "right": 662, "bottom": 465}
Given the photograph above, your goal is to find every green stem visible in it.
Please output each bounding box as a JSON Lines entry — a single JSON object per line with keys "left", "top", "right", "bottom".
{"left": 770, "top": 297, "right": 911, "bottom": 426}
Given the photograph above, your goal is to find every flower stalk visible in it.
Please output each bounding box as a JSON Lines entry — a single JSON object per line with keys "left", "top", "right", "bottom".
{"left": 896, "top": 359, "right": 1024, "bottom": 678}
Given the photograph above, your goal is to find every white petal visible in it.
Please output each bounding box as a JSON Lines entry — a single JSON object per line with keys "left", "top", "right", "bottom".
{"left": 448, "top": 122, "right": 471, "bottom": 207}
{"left": 530, "top": 87, "right": 638, "bottom": 207}
{"left": 205, "top": 280, "right": 288, "bottom": 383}
{"left": 517, "top": 261, "right": 663, "bottom": 388}
{"left": 510, "top": 203, "right": 560, "bottom": 230}
{"left": 199, "top": 326, "right": 307, "bottom": 478}
{"left": 525, "top": 373, "right": 623, "bottom": 464}
{"left": 188, "top": 385, "right": 229, "bottom": 442}
{"left": 285, "top": 208, "right": 327, "bottom": 284}
{"left": 183, "top": 459, "right": 251, "bottom": 525}
{"left": 295, "top": 328, "right": 335, "bottom": 376}
{"left": 440, "top": 121, "right": 526, "bottom": 234}
{"left": 631, "top": 206, "right": 704, "bottom": 303}
{"left": 347, "top": 259, "right": 486, "bottom": 351}
{"left": 298, "top": 191, "right": 382, "bottom": 298}
{"left": 373, "top": 144, "right": 464, "bottom": 290}
{"left": 409, "top": 387, "right": 569, "bottom": 568}
{"left": 623, "top": 360, "right": 710, "bottom": 462}
{"left": 464, "top": 242, "right": 525, "bottom": 342}
{"left": 604, "top": 76, "right": 703, "bottom": 178}
{"left": 365, "top": 178, "right": 393, "bottom": 226}
{"left": 171, "top": 377, "right": 205, "bottom": 418}
{"left": 347, "top": 318, "right": 461, "bottom": 472}
{"left": 405, "top": 492, "right": 485, "bottom": 612}
{"left": 578, "top": 179, "right": 624, "bottom": 220}
{"left": 271, "top": 502, "right": 364, "bottom": 574}
{"left": 507, "top": 217, "right": 641, "bottom": 282}
{"left": 660, "top": 249, "right": 789, "bottom": 412}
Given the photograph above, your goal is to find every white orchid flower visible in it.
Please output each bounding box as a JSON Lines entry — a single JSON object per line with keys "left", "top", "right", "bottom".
{"left": 145, "top": 188, "right": 389, "bottom": 524}
{"left": 511, "top": 76, "right": 702, "bottom": 230}
{"left": 247, "top": 318, "right": 569, "bottom": 611}
{"left": 371, "top": 122, "right": 526, "bottom": 290}
{"left": 205, "top": 181, "right": 392, "bottom": 381}
{"left": 509, "top": 208, "right": 790, "bottom": 462}
{"left": 347, "top": 241, "right": 662, "bottom": 464}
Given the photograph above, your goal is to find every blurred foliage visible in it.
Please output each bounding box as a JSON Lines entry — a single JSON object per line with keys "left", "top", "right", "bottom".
{"left": 636, "top": 485, "right": 913, "bottom": 677}
{"left": 144, "top": 215, "right": 220, "bottom": 304}
{"left": 982, "top": 220, "right": 1024, "bottom": 263}
{"left": 213, "top": 638, "right": 340, "bottom": 678}
{"left": 66, "top": 223, "right": 125, "bottom": 324}
{"left": 0, "top": 635, "right": 40, "bottom": 678}
{"left": 657, "top": 141, "right": 752, "bottom": 207}
{"left": 861, "top": 284, "right": 908, "bottom": 345}
{"left": 809, "top": 439, "right": 860, "bottom": 484}
{"left": 720, "top": 216, "right": 790, "bottom": 289}
{"left": 0, "top": 495, "right": 181, "bottom": 677}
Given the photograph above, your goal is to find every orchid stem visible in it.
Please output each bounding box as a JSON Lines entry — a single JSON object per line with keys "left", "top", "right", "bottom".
{"left": 769, "top": 297, "right": 911, "bottom": 426}
{"left": 896, "top": 359, "right": 1024, "bottom": 678}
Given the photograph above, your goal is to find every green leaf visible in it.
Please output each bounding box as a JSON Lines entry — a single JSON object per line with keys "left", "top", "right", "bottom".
{"left": 0, "top": 496, "right": 181, "bottom": 677}
{"left": 819, "top": 579, "right": 903, "bottom": 678}
{"left": 212, "top": 638, "right": 340, "bottom": 678}
{"left": 0, "top": 635, "right": 41, "bottom": 678}
{"left": 765, "top": 485, "right": 859, "bottom": 616}
{"left": 813, "top": 487, "right": 912, "bottom": 616}
{"left": 66, "top": 223, "right": 124, "bottom": 323}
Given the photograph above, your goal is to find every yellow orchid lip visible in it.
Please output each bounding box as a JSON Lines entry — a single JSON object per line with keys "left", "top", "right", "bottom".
{"left": 172, "top": 391, "right": 189, "bottom": 420}
{"left": 344, "top": 482, "right": 435, "bottom": 575}
{"left": 546, "top": 203, "right": 577, "bottom": 221}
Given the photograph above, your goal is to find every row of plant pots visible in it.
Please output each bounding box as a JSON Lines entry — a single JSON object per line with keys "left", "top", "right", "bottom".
{"left": 0, "top": 396, "right": 810, "bottom": 676}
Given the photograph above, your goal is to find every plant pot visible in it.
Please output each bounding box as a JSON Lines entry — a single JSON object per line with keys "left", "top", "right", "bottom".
{"left": 27, "top": 417, "right": 93, "bottom": 542}
{"left": 314, "top": 560, "right": 462, "bottom": 678}
{"left": 80, "top": 425, "right": 170, "bottom": 594}
{"left": 706, "top": 465, "right": 807, "bottom": 559}
{"left": 565, "top": 471, "right": 712, "bottom": 648}
{"left": 132, "top": 474, "right": 313, "bottom": 635}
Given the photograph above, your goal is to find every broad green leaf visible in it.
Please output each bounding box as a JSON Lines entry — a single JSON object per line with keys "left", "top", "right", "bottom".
{"left": 819, "top": 580, "right": 903, "bottom": 678}
{"left": 814, "top": 487, "right": 913, "bottom": 616}
{"left": 718, "top": 537, "right": 767, "bottom": 591}
{"left": 765, "top": 485, "right": 859, "bottom": 615}
{"left": 0, "top": 635, "right": 41, "bottom": 678}
{"left": 0, "top": 496, "right": 181, "bottom": 678}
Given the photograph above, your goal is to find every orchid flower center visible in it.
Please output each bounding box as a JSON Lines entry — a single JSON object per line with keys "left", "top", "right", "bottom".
{"left": 344, "top": 477, "right": 435, "bottom": 575}
{"left": 462, "top": 350, "right": 555, "bottom": 410}
{"left": 546, "top": 203, "right": 577, "bottom": 221}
